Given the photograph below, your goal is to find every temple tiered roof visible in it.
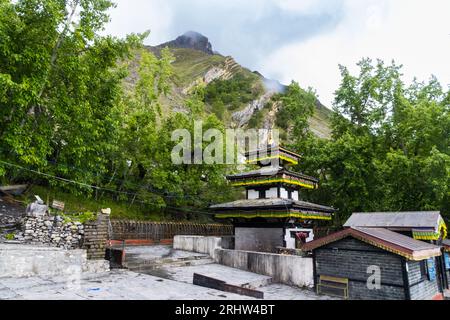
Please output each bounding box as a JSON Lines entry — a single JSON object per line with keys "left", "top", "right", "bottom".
{"left": 245, "top": 145, "right": 302, "bottom": 165}
{"left": 211, "top": 199, "right": 334, "bottom": 220}
{"left": 226, "top": 167, "right": 319, "bottom": 189}
{"left": 211, "top": 144, "right": 335, "bottom": 220}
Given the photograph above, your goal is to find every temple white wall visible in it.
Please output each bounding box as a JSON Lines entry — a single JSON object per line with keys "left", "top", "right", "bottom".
{"left": 247, "top": 187, "right": 299, "bottom": 200}
{"left": 280, "top": 187, "right": 289, "bottom": 199}
{"left": 284, "top": 228, "right": 314, "bottom": 249}
{"left": 247, "top": 189, "right": 259, "bottom": 200}
{"left": 266, "top": 187, "right": 278, "bottom": 199}
{"left": 173, "top": 235, "right": 314, "bottom": 288}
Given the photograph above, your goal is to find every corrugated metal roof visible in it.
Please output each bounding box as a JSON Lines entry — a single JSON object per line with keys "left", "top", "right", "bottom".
{"left": 344, "top": 211, "right": 442, "bottom": 230}
{"left": 353, "top": 227, "right": 439, "bottom": 252}
{"left": 443, "top": 239, "right": 450, "bottom": 246}
{"left": 209, "top": 198, "right": 335, "bottom": 212}
{"left": 302, "top": 227, "right": 442, "bottom": 261}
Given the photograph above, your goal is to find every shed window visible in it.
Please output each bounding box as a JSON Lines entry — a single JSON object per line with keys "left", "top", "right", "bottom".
{"left": 426, "top": 258, "right": 436, "bottom": 281}
{"left": 445, "top": 253, "right": 450, "bottom": 270}
{"left": 420, "top": 261, "right": 427, "bottom": 280}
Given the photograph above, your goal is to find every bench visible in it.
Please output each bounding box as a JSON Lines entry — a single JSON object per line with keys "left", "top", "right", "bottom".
{"left": 317, "top": 275, "right": 349, "bottom": 299}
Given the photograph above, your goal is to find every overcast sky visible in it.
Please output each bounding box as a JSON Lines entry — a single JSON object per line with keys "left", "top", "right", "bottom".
{"left": 104, "top": 0, "right": 450, "bottom": 107}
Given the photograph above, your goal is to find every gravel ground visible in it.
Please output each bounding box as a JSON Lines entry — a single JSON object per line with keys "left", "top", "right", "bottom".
{"left": 0, "top": 196, "right": 26, "bottom": 241}
{"left": 0, "top": 196, "right": 26, "bottom": 217}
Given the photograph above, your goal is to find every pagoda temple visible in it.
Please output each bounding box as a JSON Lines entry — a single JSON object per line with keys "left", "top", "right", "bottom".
{"left": 210, "top": 144, "right": 335, "bottom": 253}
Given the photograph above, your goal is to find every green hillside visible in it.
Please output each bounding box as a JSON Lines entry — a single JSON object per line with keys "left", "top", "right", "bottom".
{"left": 144, "top": 44, "right": 333, "bottom": 140}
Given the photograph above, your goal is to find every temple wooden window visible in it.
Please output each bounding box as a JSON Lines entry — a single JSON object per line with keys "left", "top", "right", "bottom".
{"left": 259, "top": 189, "right": 266, "bottom": 199}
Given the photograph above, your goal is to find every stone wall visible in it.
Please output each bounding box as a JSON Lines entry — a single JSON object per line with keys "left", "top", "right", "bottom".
{"left": 12, "top": 212, "right": 111, "bottom": 260}
{"left": 14, "top": 216, "right": 84, "bottom": 249}
{"left": 82, "top": 213, "right": 110, "bottom": 260}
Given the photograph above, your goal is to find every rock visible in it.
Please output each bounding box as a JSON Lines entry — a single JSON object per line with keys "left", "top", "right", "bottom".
{"left": 232, "top": 92, "right": 274, "bottom": 128}
{"left": 158, "top": 31, "right": 214, "bottom": 55}
{"left": 26, "top": 201, "right": 48, "bottom": 217}
{"left": 204, "top": 67, "right": 226, "bottom": 84}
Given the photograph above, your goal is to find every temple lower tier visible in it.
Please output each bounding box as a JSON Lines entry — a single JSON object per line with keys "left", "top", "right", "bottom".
{"left": 211, "top": 198, "right": 335, "bottom": 253}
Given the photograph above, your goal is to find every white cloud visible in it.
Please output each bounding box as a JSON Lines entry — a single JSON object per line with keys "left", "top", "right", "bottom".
{"left": 105, "top": 0, "right": 174, "bottom": 44}
{"left": 276, "top": 0, "right": 339, "bottom": 14}
{"left": 104, "top": 0, "right": 450, "bottom": 108}
{"left": 261, "top": 0, "right": 450, "bottom": 107}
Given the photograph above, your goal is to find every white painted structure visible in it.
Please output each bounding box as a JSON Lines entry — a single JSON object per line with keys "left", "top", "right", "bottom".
{"left": 0, "top": 244, "right": 109, "bottom": 278}
{"left": 266, "top": 187, "right": 278, "bottom": 198}
{"left": 173, "top": 235, "right": 314, "bottom": 288}
{"left": 280, "top": 187, "right": 288, "bottom": 199}
{"left": 247, "top": 189, "right": 259, "bottom": 200}
{"left": 216, "top": 248, "right": 314, "bottom": 288}
{"left": 284, "top": 228, "right": 314, "bottom": 249}
{"left": 246, "top": 187, "right": 300, "bottom": 201}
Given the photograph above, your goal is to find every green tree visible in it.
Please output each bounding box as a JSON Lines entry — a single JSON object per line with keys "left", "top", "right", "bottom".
{"left": 292, "top": 59, "right": 449, "bottom": 224}
{"left": 0, "top": 0, "right": 141, "bottom": 192}
{"left": 275, "top": 81, "right": 316, "bottom": 141}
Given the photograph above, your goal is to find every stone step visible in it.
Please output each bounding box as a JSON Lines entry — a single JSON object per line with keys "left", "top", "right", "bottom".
{"left": 240, "top": 276, "right": 273, "bottom": 290}
{"left": 125, "top": 256, "right": 214, "bottom": 271}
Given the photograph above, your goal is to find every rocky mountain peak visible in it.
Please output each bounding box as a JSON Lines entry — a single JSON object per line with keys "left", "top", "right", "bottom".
{"left": 159, "top": 31, "right": 214, "bottom": 55}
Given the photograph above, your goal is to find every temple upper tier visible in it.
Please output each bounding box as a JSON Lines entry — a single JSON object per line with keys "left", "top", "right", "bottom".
{"left": 211, "top": 144, "right": 335, "bottom": 221}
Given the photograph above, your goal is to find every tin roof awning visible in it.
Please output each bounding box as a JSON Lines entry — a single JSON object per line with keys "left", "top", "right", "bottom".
{"left": 344, "top": 211, "right": 442, "bottom": 229}
{"left": 301, "top": 227, "right": 442, "bottom": 261}
{"left": 343, "top": 211, "right": 447, "bottom": 240}
{"left": 443, "top": 239, "right": 450, "bottom": 252}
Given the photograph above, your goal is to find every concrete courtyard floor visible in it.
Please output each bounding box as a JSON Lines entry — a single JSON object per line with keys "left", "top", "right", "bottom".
{"left": 0, "top": 269, "right": 334, "bottom": 300}
{"left": 0, "top": 244, "right": 337, "bottom": 300}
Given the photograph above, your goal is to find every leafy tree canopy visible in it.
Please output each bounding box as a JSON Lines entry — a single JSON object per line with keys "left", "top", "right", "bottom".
{"left": 289, "top": 58, "right": 449, "bottom": 224}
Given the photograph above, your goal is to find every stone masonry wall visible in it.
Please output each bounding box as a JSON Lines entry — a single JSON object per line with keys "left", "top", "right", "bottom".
{"left": 12, "top": 212, "right": 111, "bottom": 260}
{"left": 14, "top": 216, "right": 84, "bottom": 249}
{"left": 82, "top": 213, "right": 110, "bottom": 260}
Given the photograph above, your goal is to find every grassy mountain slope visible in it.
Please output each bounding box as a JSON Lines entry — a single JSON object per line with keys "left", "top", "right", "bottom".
{"left": 141, "top": 34, "right": 333, "bottom": 139}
